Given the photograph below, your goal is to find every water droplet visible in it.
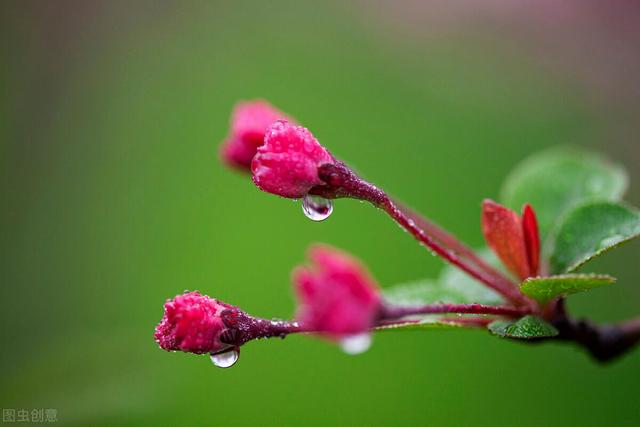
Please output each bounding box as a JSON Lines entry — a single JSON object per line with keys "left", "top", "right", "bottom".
{"left": 339, "top": 333, "right": 372, "bottom": 355}
{"left": 210, "top": 347, "right": 240, "bottom": 368}
{"left": 302, "top": 195, "right": 333, "bottom": 221}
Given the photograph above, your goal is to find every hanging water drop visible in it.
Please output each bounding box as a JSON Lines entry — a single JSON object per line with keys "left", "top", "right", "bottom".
{"left": 302, "top": 195, "right": 333, "bottom": 221}
{"left": 210, "top": 347, "right": 240, "bottom": 368}
{"left": 339, "top": 333, "right": 372, "bottom": 355}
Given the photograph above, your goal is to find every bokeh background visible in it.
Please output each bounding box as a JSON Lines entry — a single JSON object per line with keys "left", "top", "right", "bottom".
{"left": 2, "top": 1, "right": 639, "bottom": 426}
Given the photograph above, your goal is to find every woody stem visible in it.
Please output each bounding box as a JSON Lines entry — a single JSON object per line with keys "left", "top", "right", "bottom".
{"left": 550, "top": 300, "right": 640, "bottom": 363}
{"left": 381, "top": 302, "right": 529, "bottom": 319}
{"left": 376, "top": 317, "right": 494, "bottom": 329}
{"left": 380, "top": 198, "right": 531, "bottom": 306}
{"left": 313, "top": 162, "right": 533, "bottom": 307}
{"left": 227, "top": 315, "right": 305, "bottom": 346}
{"left": 394, "top": 200, "right": 520, "bottom": 294}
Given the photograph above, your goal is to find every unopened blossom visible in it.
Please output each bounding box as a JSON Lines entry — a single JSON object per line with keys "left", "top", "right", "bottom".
{"left": 252, "top": 120, "right": 336, "bottom": 198}
{"left": 154, "top": 291, "right": 236, "bottom": 354}
{"left": 292, "top": 244, "right": 382, "bottom": 337}
{"left": 220, "top": 100, "right": 292, "bottom": 171}
{"left": 481, "top": 200, "right": 540, "bottom": 281}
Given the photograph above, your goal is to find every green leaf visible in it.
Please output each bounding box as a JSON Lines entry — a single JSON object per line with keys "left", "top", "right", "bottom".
{"left": 383, "top": 248, "right": 504, "bottom": 312}
{"left": 375, "top": 319, "right": 464, "bottom": 332}
{"left": 437, "top": 248, "right": 506, "bottom": 305}
{"left": 520, "top": 274, "right": 616, "bottom": 304}
{"left": 550, "top": 201, "right": 640, "bottom": 273}
{"left": 500, "top": 147, "right": 627, "bottom": 242}
{"left": 383, "top": 279, "right": 458, "bottom": 305}
{"left": 383, "top": 278, "right": 501, "bottom": 306}
{"left": 488, "top": 316, "right": 558, "bottom": 339}
{"left": 383, "top": 257, "right": 505, "bottom": 307}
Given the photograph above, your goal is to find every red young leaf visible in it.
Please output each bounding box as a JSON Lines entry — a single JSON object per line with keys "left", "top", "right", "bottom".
{"left": 481, "top": 199, "right": 531, "bottom": 281}
{"left": 521, "top": 204, "right": 540, "bottom": 277}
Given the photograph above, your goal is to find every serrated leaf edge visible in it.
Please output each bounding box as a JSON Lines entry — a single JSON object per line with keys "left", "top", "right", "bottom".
{"left": 565, "top": 231, "right": 640, "bottom": 273}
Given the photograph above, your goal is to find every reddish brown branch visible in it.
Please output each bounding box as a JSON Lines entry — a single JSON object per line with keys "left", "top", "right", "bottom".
{"left": 550, "top": 300, "right": 640, "bottom": 363}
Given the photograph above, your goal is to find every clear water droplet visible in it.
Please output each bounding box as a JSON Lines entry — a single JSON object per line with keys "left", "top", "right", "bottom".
{"left": 302, "top": 195, "right": 333, "bottom": 221}
{"left": 210, "top": 347, "right": 239, "bottom": 368}
{"left": 339, "top": 333, "right": 372, "bottom": 355}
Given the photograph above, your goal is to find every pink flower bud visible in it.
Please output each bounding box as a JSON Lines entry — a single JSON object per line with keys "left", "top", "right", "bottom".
{"left": 154, "top": 291, "right": 236, "bottom": 354}
{"left": 220, "top": 100, "right": 292, "bottom": 171}
{"left": 292, "top": 245, "right": 382, "bottom": 337}
{"left": 252, "top": 121, "right": 335, "bottom": 198}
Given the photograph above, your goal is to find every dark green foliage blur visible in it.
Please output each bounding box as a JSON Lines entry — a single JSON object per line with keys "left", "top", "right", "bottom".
{"left": 1, "top": 2, "right": 639, "bottom": 426}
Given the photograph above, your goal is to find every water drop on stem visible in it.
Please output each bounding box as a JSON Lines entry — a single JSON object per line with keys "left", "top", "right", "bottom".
{"left": 302, "top": 195, "right": 333, "bottom": 221}
{"left": 210, "top": 347, "right": 240, "bottom": 368}
{"left": 339, "top": 333, "right": 372, "bottom": 355}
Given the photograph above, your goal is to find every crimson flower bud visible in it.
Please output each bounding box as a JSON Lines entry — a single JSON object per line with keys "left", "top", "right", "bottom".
{"left": 220, "top": 100, "right": 293, "bottom": 171}
{"left": 154, "top": 291, "right": 237, "bottom": 354}
{"left": 481, "top": 200, "right": 541, "bottom": 280}
{"left": 251, "top": 120, "right": 336, "bottom": 198}
{"left": 292, "top": 244, "right": 382, "bottom": 338}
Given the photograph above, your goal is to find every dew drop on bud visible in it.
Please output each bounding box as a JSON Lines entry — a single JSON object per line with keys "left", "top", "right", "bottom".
{"left": 210, "top": 347, "right": 240, "bottom": 368}
{"left": 302, "top": 195, "right": 333, "bottom": 221}
{"left": 339, "top": 333, "right": 372, "bottom": 355}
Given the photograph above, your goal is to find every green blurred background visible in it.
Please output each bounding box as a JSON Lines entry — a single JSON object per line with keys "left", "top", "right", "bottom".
{"left": 1, "top": 1, "right": 639, "bottom": 426}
